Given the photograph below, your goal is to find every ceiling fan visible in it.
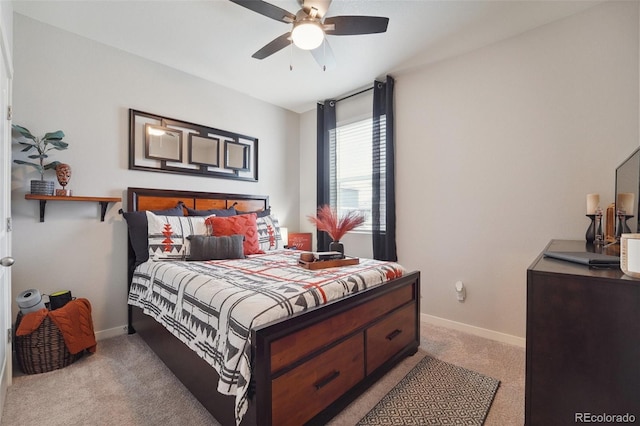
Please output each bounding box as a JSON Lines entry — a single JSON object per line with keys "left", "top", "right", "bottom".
{"left": 229, "top": 0, "right": 389, "bottom": 70}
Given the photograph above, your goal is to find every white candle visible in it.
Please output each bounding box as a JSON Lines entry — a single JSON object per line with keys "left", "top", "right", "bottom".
{"left": 586, "top": 193, "right": 599, "bottom": 215}
{"left": 618, "top": 192, "right": 635, "bottom": 215}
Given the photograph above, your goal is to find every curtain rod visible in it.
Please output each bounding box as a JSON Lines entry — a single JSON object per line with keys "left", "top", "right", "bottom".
{"left": 335, "top": 85, "right": 373, "bottom": 103}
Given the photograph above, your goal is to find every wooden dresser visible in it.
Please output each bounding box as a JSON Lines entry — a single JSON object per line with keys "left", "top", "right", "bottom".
{"left": 526, "top": 240, "right": 640, "bottom": 425}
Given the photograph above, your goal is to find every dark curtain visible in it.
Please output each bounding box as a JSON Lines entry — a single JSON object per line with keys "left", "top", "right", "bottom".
{"left": 316, "top": 100, "right": 336, "bottom": 251}
{"left": 372, "top": 76, "right": 397, "bottom": 261}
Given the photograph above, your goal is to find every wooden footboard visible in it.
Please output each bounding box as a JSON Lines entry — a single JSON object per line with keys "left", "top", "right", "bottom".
{"left": 253, "top": 270, "right": 420, "bottom": 425}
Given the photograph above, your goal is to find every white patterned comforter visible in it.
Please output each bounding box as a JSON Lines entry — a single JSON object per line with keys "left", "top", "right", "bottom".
{"left": 127, "top": 249, "right": 405, "bottom": 425}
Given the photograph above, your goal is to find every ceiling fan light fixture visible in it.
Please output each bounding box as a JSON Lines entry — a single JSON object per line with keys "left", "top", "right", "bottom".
{"left": 291, "top": 19, "right": 324, "bottom": 50}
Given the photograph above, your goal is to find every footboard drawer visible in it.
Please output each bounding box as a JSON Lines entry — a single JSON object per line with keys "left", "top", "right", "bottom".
{"left": 366, "top": 303, "right": 417, "bottom": 374}
{"left": 271, "top": 333, "right": 365, "bottom": 426}
{"left": 270, "top": 283, "right": 415, "bottom": 373}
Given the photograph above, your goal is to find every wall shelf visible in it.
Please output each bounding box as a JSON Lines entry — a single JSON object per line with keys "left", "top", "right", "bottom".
{"left": 25, "top": 194, "right": 122, "bottom": 222}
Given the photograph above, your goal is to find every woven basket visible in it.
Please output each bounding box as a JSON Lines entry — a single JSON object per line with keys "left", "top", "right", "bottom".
{"left": 14, "top": 312, "right": 84, "bottom": 374}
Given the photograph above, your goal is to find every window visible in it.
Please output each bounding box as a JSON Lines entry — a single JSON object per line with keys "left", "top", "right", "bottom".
{"left": 329, "top": 115, "right": 386, "bottom": 233}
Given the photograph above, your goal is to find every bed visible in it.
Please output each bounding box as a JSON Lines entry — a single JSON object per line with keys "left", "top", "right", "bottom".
{"left": 125, "top": 187, "right": 421, "bottom": 426}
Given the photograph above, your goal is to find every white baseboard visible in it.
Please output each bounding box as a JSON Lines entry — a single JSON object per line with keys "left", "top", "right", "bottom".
{"left": 421, "top": 313, "right": 526, "bottom": 348}
{"left": 95, "top": 325, "right": 128, "bottom": 341}
{"left": 96, "top": 317, "right": 527, "bottom": 349}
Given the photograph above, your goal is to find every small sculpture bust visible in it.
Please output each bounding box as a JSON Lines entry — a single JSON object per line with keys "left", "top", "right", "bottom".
{"left": 55, "top": 163, "right": 72, "bottom": 196}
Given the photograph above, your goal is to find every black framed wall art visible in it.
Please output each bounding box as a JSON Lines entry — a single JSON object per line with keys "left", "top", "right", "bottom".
{"left": 129, "top": 109, "right": 258, "bottom": 182}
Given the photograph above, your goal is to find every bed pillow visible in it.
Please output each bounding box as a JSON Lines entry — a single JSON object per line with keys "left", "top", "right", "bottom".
{"left": 186, "top": 234, "right": 245, "bottom": 260}
{"left": 206, "top": 213, "right": 264, "bottom": 256}
{"left": 122, "top": 203, "right": 185, "bottom": 265}
{"left": 146, "top": 211, "right": 210, "bottom": 260}
{"left": 185, "top": 206, "right": 237, "bottom": 217}
{"left": 256, "top": 214, "right": 282, "bottom": 251}
{"left": 237, "top": 207, "right": 271, "bottom": 218}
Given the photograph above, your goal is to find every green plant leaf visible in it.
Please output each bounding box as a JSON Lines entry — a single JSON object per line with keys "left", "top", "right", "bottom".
{"left": 43, "top": 130, "right": 65, "bottom": 140}
{"left": 11, "top": 125, "right": 36, "bottom": 141}
{"left": 48, "top": 140, "right": 69, "bottom": 149}
{"left": 27, "top": 154, "right": 45, "bottom": 159}
{"left": 13, "top": 160, "right": 43, "bottom": 173}
{"left": 20, "top": 145, "right": 34, "bottom": 152}
{"left": 44, "top": 161, "right": 61, "bottom": 170}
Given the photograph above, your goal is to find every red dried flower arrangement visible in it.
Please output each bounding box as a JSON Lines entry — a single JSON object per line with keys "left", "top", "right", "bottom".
{"left": 307, "top": 205, "right": 366, "bottom": 242}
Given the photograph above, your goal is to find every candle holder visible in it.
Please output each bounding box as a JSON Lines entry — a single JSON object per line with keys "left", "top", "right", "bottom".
{"left": 594, "top": 208, "right": 604, "bottom": 245}
{"left": 615, "top": 210, "right": 633, "bottom": 240}
{"left": 585, "top": 214, "right": 596, "bottom": 244}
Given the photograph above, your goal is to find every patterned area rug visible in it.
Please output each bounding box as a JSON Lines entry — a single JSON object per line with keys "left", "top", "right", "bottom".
{"left": 357, "top": 356, "right": 500, "bottom": 425}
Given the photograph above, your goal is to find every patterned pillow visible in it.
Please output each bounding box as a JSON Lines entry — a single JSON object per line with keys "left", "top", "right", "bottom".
{"left": 206, "top": 213, "right": 264, "bottom": 256}
{"left": 146, "top": 211, "right": 210, "bottom": 260}
{"left": 256, "top": 215, "right": 282, "bottom": 251}
{"left": 186, "top": 235, "right": 245, "bottom": 260}
{"left": 122, "top": 203, "right": 185, "bottom": 266}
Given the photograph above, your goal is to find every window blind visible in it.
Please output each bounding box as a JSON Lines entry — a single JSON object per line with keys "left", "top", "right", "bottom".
{"left": 329, "top": 115, "right": 386, "bottom": 232}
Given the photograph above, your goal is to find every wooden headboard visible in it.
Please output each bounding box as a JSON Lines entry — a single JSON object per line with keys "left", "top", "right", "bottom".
{"left": 127, "top": 187, "right": 269, "bottom": 213}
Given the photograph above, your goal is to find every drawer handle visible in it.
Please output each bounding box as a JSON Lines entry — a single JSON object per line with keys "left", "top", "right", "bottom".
{"left": 386, "top": 329, "right": 402, "bottom": 341}
{"left": 314, "top": 370, "right": 340, "bottom": 390}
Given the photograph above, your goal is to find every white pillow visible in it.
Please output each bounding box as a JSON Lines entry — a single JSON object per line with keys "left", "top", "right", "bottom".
{"left": 146, "top": 211, "right": 210, "bottom": 260}
{"left": 256, "top": 214, "right": 282, "bottom": 251}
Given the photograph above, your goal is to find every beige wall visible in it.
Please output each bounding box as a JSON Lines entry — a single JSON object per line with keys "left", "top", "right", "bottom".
{"left": 11, "top": 1, "right": 640, "bottom": 343}
{"left": 10, "top": 14, "right": 300, "bottom": 338}
{"left": 300, "top": 1, "right": 639, "bottom": 342}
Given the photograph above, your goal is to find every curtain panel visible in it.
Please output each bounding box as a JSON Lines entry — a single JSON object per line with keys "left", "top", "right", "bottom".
{"left": 316, "top": 100, "right": 336, "bottom": 252}
{"left": 372, "top": 76, "right": 397, "bottom": 261}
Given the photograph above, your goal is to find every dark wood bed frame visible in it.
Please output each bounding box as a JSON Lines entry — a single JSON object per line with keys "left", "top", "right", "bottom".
{"left": 126, "top": 187, "right": 421, "bottom": 426}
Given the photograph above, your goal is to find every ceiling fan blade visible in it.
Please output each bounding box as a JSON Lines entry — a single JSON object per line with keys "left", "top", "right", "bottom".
{"left": 230, "top": 0, "right": 296, "bottom": 23}
{"left": 310, "top": 39, "right": 336, "bottom": 71}
{"left": 300, "top": 0, "right": 333, "bottom": 18}
{"left": 251, "top": 32, "right": 291, "bottom": 59}
{"left": 324, "top": 16, "right": 389, "bottom": 35}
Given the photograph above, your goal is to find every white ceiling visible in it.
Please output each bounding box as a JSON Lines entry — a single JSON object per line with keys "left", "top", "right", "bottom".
{"left": 12, "top": 0, "right": 602, "bottom": 113}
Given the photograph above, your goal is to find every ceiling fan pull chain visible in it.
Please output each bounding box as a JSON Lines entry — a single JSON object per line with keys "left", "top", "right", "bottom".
{"left": 322, "top": 41, "right": 327, "bottom": 72}
{"left": 290, "top": 41, "right": 294, "bottom": 71}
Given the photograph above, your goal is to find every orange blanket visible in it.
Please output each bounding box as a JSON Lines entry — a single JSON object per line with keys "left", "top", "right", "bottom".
{"left": 16, "top": 298, "right": 97, "bottom": 355}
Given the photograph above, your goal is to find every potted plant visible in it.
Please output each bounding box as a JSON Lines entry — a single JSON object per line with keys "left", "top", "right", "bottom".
{"left": 307, "top": 205, "right": 366, "bottom": 255}
{"left": 12, "top": 124, "right": 68, "bottom": 195}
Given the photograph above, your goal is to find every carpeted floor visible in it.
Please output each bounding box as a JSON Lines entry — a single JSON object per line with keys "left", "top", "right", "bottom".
{"left": 329, "top": 322, "right": 524, "bottom": 426}
{"left": 1, "top": 321, "right": 524, "bottom": 425}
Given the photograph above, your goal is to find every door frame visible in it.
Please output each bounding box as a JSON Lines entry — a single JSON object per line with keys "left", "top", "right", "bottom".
{"left": 0, "top": 3, "right": 14, "bottom": 419}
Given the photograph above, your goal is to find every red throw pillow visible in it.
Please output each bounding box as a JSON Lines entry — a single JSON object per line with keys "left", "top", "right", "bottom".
{"left": 206, "top": 213, "right": 264, "bottom": 256}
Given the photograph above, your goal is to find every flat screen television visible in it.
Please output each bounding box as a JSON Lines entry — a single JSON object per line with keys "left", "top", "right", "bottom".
{"left": 615, "top": 147, "right": 640, "bottom": 233}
